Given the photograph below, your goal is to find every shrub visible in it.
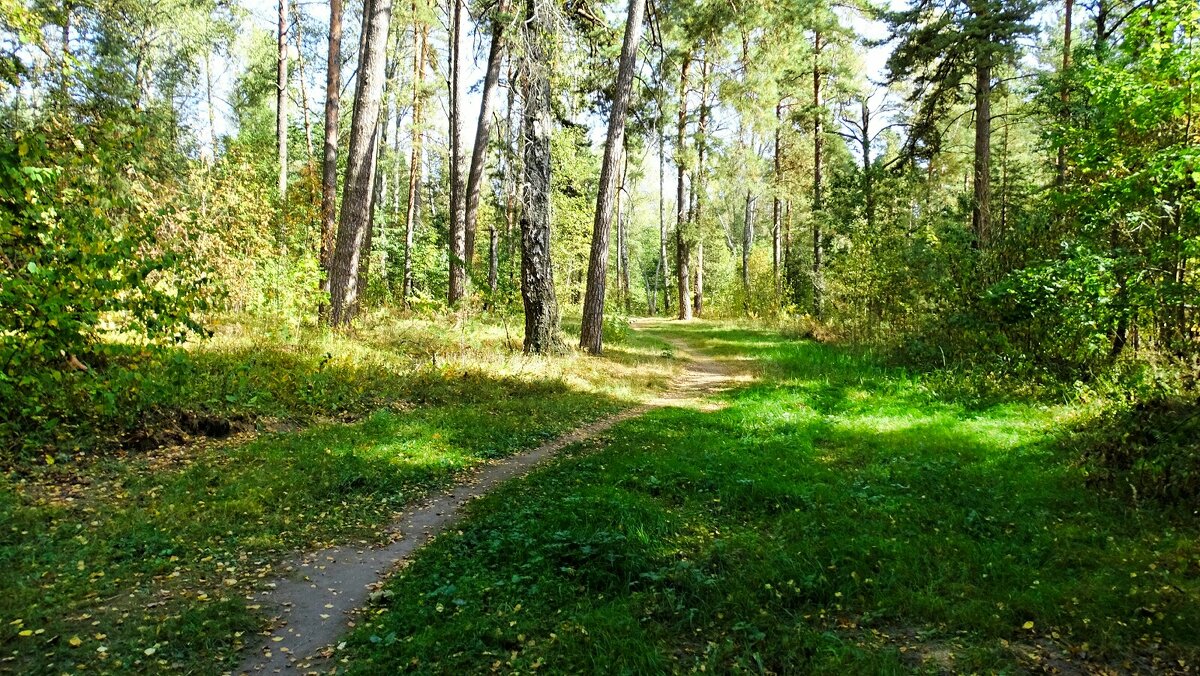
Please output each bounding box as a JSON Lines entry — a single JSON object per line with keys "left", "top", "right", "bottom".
{"left": 0, "top": 112, "right": 212, "bottom": 462}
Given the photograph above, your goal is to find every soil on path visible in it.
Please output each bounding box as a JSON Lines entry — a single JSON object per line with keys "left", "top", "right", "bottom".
{"left": 235, "top": 322, "right": 749, "bottom": 674}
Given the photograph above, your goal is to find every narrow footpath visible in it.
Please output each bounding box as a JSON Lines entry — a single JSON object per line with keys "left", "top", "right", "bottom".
{"left": 237, "top": 324, "right": 750, "bottom": 673}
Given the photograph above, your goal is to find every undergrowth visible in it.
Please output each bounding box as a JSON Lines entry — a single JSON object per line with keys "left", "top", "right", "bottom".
{"left": 342, "top": 321, "right": 1200, "bottom": 674}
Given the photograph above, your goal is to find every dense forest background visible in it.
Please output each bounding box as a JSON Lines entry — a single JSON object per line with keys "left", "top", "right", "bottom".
{"left": 1, "top": 0, "right": 1197, "bottom": 494}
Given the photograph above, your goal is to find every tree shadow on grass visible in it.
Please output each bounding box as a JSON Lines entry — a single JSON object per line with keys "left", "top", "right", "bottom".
{"left": 0, "top": 359, "right": 646, "bottom": 673}
{"left": 336, "top": 336, "right": 1200, "bottom": 674}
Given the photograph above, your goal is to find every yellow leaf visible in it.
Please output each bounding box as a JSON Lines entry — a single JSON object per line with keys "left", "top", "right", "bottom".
{"left": 1022, "top": 621, "right": 1035, "bottom": 630}
{"left": 18, "top": 630, "right": 32, "bottom": 637}
{"left": 68, "top": 636, "right": 83, "bottom": 647}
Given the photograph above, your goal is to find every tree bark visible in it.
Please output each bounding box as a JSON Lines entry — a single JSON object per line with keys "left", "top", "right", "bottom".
{"left": 464, "top": 2, "right": 510, "bottom": 277}
{"left": 357, "top": 119, "right": 384, "bottom": 303}
{"left": 447, "top": 0, "right": 467, "bottom": 304}
{"left": 60, "top": 4, "right": 71, "bottom": 96}
{"left": 812, "top": 31, "right": 824, "bottom": 318}
{"left": 691, "top": 54, "right": 710, "bottom": 318}
{"left": 488, "top": 224, "right": 499, "bottom": 295}
{"left": 402, "top": 16, "right": 427, "bottom": 308}
{"left": 327, "top": 0, "right": 393, "bottom": 326}
{"left": 675, "top": 55, "right": 692, "bottom": 321}
{"left": 619, "top": 191, "right": 632, "bottom": 313}
{"left": 504, "top": 56, "right": 520, "bottom": 285}
{"left": 742, "top": 189, "right": 753, "bottom": 307}
{"left": 519, "top": 0, "right": 564, "bottom": 353}
{"left": 277, "top": 0, "right": 289, "bottom": 201}
{"left": 296, "top": 17, "right": 316, "bottom": 164}
{"left": 1056, "top": 0, "right": 1073, "bottom": 186}
{"left": 580, "top": 0, "right": 646, "bottom": 352}
{"left": 972, "top": 57, "right": 991, "bottom": 248}
{"left": 319, "top": 0, "right": 343, "bottom": 315}
{"left": 614, "top": 145, "right": 630, "bottom": 313}
{"left": 659, "top": 133, "right": 671, "bottom": 314}
{"left": 772, "top": 98, "right": 782, "bottom": 295}
{"left": 861, "top": 99, "right": 874, "bottom": 230}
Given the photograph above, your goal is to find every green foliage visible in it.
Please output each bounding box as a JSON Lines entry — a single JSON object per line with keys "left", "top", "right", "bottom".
{"left": 0, "top": 113, "right": 212, "bottom": 461}
{"left": 1072, "top": 396, "right": 1200, "bottom": 504}
{"left": 342, "top": 323, "right": 1200, "bottom": 673}
{"left": 551, "top": 126, "right": 600, "bottom": 309}
{"left": 0, "top": 315, "right": 675, "bottom": 673}
{"left": 884, "top": 0, "right": 1038, "bottom": 157}
{"left": 1042, "top": 0, "right": 1200, "bottom": 360}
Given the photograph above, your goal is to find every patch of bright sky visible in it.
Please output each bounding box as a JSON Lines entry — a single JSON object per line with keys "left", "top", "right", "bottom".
{"left": 207, "top": 0, "right": 897, "bottom": 157}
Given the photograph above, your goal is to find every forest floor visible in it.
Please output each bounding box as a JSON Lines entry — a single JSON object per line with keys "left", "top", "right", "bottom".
{"left": 334, "top": 321, "right": 1200, "bottom": 675}
{"left": 0, "top": 314, "right": 682, "bottom": 674}
{"left": 237, "top": 321, "right": 751, "bottom": 673}
{"left": 2, "top": 318, "right": 1199, "bottom": 674}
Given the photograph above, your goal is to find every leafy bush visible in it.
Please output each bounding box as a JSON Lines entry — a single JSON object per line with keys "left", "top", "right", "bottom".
{"left": 1073, "top": 396, "right": 1200, "bottom": 504}
{"left": 0, "top": 112, "right": 212, "bottom": 461}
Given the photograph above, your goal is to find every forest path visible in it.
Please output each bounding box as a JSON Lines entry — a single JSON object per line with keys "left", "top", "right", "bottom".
{"left": 236, "top": 321, "right": 752, "bottom": 674}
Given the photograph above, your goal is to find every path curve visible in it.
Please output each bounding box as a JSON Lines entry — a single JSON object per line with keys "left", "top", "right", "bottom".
{"left": 235, "top": 323, "right": 747, "bottom": 674}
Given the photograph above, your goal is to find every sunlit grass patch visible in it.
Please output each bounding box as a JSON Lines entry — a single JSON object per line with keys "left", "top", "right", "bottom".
{"left": 341, "top": 323, "right": 1200, "bottom": 674}
{"left": 0, "top": 312, "right": 679, "bottom": 673}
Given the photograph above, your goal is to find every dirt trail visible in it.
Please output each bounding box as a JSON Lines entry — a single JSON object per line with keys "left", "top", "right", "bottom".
{"left": 235, "top": 323, "right": 748, "bottom": 674}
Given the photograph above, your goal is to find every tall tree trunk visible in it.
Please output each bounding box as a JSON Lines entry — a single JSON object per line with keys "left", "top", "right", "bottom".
{"left": 691, "top": 53, "right": 710, "bottom": 318}
{"left": 518, "top": 0, "right": 564, "bottom": 353}
{"left": 972, "top": 56, "right": 992, "bottom": 248}
{"left": 389, "top": 57, "right": 402, "bottom": 294}
{"left": 402, "top": 16, "right": 427, "bottom": 308}
{"left": 675, "top": 55, "right": 692, "bottom": 321}
{"left": 812, "top": 31, "right": 824, "bottom": 319}
{"left": 861, "top": 99, "right": 874, "bottom": 230}
{"left": 648, "top": 257, "right": 660, "bottom": 314}
{"left": 204, "top": 51, "right": 217, "bottom": 161}
{"left": 358, "top": 119, "right": 384, "bottom": 303}
{"left": 1094, "top": 0, "right": 1107, "bottom": 52}
{"left": 619, "top": 169, "right": 632, "bottom": 313}
{"left": 614, "top": 145, "right": 630, "bottom": 312}
{"left": 447, "top": 0, "right": 467, "bottom": 305}
{"left": 277, "top": 0, "right": 289, "bottom": 201}
{"left": 742, "top": 190, "right": 753, "bottom": 307}
{"left": 580, "top": 0, "right": 647, "bottom": 352}
{"left": 504, "top": 56, "right": 520, "bottom": 285}
{"left": 60, "top": 4, "right": 71, "bottom": 96}
{"left": 772, "top": 98, "right": 782, "bottom": 295}
{"left": 784, "top": 198, "right": 792, "bottom": 297}
{"left": 327, "top": 0, "right": 393, "bottom": 326}
{"left": 464, "top": 2, "right": 510, "bottom": 277}
{"left": 488, "top": 224, "right": 499, "bottom": 296}
{"left": 296, "top": 16, "right": 316, "bottom": 164}
{"left": 659, "top": 134, "right": 671, "bottom": 314}
{"left": 615, "top": 175, "right": 624, "bottom": 310}
{"left": 319, "top": 0, "right": 343, "bottom": 315}
{"left": 1057, "top": 0, "right": 1073, "bottom": 186}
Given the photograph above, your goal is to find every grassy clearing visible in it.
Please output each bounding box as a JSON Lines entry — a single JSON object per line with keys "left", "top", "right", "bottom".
{"left": 0, "top": 313, "right": 677, "bottom": 674}
{"left": 27, "top": 311, "right": 668, "bottom": 461}
{"left": 343, "top": 321, "right": 1200, "bottom": 674}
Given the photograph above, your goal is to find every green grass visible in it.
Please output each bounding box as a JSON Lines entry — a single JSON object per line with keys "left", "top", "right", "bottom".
{"left": 342, "top": 321, "right": 1200, "bottom": 674}
{"left": 0, "top": 314, "right": 677, "bottom": 674}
